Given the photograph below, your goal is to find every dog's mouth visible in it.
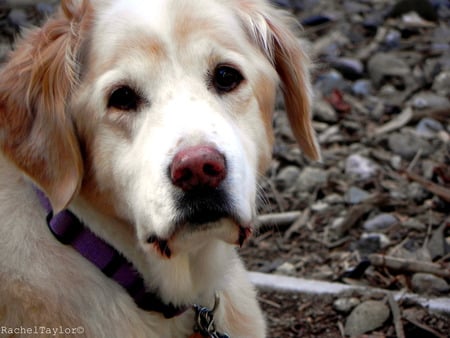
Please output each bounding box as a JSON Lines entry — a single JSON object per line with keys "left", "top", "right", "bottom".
{"left": 146, "top": 187, "right": 253, "bottom": 258}
{"left": 147, "top": 221, "right": 252, "bottom": 259}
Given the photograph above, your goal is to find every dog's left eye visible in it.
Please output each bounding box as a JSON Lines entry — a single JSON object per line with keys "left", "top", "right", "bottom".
{"left": 213, "top": 65, "right": 244, "bottom": 93}
{"left": 108, "top": 86, "right": 141, "bottom": 111}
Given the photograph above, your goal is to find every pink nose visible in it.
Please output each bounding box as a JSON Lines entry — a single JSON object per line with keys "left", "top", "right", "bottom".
{"left": 170, "top": 146, "right": 227, "bottom": 191}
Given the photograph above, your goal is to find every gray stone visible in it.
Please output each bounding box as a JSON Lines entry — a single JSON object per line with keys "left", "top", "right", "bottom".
{"left": 333, "top": 297, "right": 360, "bottom": 314}
{"left": 353, "top": 233, "right": 390, "bottom": 255}
{"left": 344, "top": 300, "right": 390, "bottom": 336}
{"left": 367, "top": 53, "right": 410, "bottom": 87}
{"left": 411, "top": 91, "right": 450, "bottom": 110}
{"left": 345, "top": 154, "right": 380, "bottom": 181}
{"left": 345, "top": 186, "right": 370, "bottom": 204}
{"left": 411, "top": 273, "right": 450, "bottom": 295}
{"left": 427, "top": 223, "right": 448, "bottom": 260}
{"left": 296, "top": 167, "right": 329, "bottom": 192}
{"left": 352, "top": 79, "right": 373, "bottom": 97}
{"left": 432, "top": 71, "right": 450, "bottom": 96}
{"left": 364, "top": 214, "right": 398, "bottom": 231}
{"left": 416, "top": 118, "right": 444, "bottom": 137}
{"left": 313, "top": 99, "right": 338, "bottom": 123}
{"left": 330, "top": 57, "right": 364, "bottom": 80}
{"left": 407, "top": 182, "right": 430, "bottom": 203}
{"left": 275, "top": 262, "right": 296, "bottom": 276}
{"left": 388, "top": 131, "right": 433, "bottom": 160}
{"left": 8, "top": 9, "right": 28, "bottom": 27}
{"left": 275, "top": 166, "right": 301, "bottom": 191}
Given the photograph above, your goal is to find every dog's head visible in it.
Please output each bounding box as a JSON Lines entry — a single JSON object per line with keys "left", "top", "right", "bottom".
{"left": 0, "top": 0, "right": 319, "bottom": 257}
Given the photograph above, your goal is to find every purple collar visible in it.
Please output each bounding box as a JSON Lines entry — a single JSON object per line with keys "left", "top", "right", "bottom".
{"left": 35, "top": 189, "right": 187, "bottom": 319}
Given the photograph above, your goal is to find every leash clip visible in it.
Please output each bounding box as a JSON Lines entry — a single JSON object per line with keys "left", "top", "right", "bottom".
{"left": 192, "top": 293, "right": 229, "bottom": 338}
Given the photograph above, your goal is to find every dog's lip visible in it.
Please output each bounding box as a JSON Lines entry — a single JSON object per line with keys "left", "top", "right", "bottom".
{"left": 146, "top": 219, "right": 253, "bottom": 259}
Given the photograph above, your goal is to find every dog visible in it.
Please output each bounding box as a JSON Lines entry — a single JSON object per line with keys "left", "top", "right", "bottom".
{"left": 0, "top": 0, "right": 320, "bottom": 337}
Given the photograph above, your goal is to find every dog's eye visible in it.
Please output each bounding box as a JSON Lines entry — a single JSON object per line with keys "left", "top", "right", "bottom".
{"left": 213, "top": 65, "right": 243, "bottom": 93}
{"left": 108, "top": 86, "right": 141, "bottom": 111}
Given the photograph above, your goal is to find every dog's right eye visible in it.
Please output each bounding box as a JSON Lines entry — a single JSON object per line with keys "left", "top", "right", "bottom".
{"left": 108, "top": 86, "right": 141, "bottom": 111}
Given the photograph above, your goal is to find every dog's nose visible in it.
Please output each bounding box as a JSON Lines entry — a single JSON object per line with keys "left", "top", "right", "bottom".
{"left": 170, "top": 146, "right": 226, "bottom": 191}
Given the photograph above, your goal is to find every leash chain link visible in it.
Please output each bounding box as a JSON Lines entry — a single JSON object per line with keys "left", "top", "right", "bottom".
{"left": 193, "top": 293, "right": 230, "bottom": 338}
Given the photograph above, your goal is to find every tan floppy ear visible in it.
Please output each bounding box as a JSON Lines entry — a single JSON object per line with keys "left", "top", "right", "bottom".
{"left": 236, "top": 1, "right": 321, "bottom": 160}
{"left": 0, "top": 0, "right": 91, "bottom": 213}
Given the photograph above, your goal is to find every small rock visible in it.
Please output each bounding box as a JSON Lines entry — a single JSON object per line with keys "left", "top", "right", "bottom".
{"left": 402, "top": 218, "right": 426, "bottom": 230}
{"left": 390, "top": 155, "right": 403, "bottom": 170}
{"left": 352, "top": 79, "right": 373, "bottom": 97}
{"left": 344, "top": 300, "right": 390, "bottom": 336}
{"left": 367, "top": 53, "right": 410, "bottom": 87}
{"left": 432, "top": 71, "right": 450, "bottom": 96}
{"left": 411, "top": 273, "right": 450, "bottom": 295}
{"left": 388, "top": 131, "right": 433, "bottom": 160}
{"left": 364, "top": 214, "right": 398, "bottom": 231}
{"left": 384, "top": 29, "right": 402, "bottom": 48}
{"left": 411, "top": 91, "right": 450, "bottom": 109}
{"left": 345, "top": 154, "right": 380, "bottom": 180}
{"left": 416, "top": 118, "right": 444, "bottom": 137}
{"left": 296, "top": 167, "right": 329, "bottom": 192}
{"left": 333, "top": 297, "right": 360, "bottom": 314}
{"left": 330, "top": 57, "right": 364, "bottom": 80}
{"left": 313, "top": 99, "right": 338, "bottom": 123}
{"left": 8, "top": 9, "right": 28, "bottom": 28}
{"left": 407, "top": 182, "right": 431, "bottom": 203}
{"left": 427, "top": 222, "right": 449, "bottom": 260}
{"left": 275, "top": 166, "right": 301, "bottom": 191}
{"left": 314, "top": 70, "right": 348, "bottom": 96}
{"left": 345, "top": 186, "right": 370, "bottom": 204}
{"left": 324, "top": 193, "right": 344, "bottom": 205}
{"left": 275, "top": 262, "right": 296, "bottom": 276}
{"left": 353, "top": 233, "right": 390, "bottom": 255}
{"left": 301, "top": 14, "right": 334, "bottom": 26}
{"left": 311, "top": 201, "right": 329, "bottom": 212}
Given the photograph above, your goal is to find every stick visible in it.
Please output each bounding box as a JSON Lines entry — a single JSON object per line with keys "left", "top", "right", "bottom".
{"left": 405, "top": 171, "right": 450, "bottom": 202}
{"left": 256, "top": 211, "right": 301, "bottom": 228}
{"left": 388, "top": 293, "right": 405, "bottom": 338}
{"left": 369, "top": 254, "right": 450, "bottom": 278}
{"left": 373, "top": 107, "right": 413, "bottom": 136}
{"left": 283, "top": 209, "right": 310, "bottom": 240}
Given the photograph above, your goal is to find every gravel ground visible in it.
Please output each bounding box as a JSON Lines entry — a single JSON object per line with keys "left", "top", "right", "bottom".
{"left": 1, "top": 1, "right": 449, "bottom": 337}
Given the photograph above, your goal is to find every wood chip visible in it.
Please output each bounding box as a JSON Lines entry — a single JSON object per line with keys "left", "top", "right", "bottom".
{"left": 368, "top": 254, "right": 450, "bottom": 278}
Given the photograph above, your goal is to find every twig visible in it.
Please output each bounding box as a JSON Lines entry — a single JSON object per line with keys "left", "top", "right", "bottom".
{"left": 257, "top": 296, "right": 281, "bottom": 309}
{"left": 387, "top": 293, "right": 405, "bottom": 338}
{"left": 406, "top": 148, "right": 422, "bottom": 172}
{"left": 369, "top": 254, "right": 450, "bottom": 278}
{"left": 373, "top": 107, "right": 413, "bottom": 136}
{"left": 403, "top": 316, "right": 447, "bottom": 338}
{"left": 332, "top": 194, "right": 389, "bottom": 238}
{"left": 337, "top": 321, "right": 345, "bottom": 338}
{"left": 256, "top": 211, "right": 301, "bottom": 228}
{"left": 283, "top": 209, "right": 310, "bottom": 240}
{"left": 405, "top": 171, "right": 450, "bottom": 202}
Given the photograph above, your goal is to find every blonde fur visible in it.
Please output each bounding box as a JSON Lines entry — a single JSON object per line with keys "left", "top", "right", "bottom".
{"left": 0, "top": 0, "right": 319, "bottom": 337}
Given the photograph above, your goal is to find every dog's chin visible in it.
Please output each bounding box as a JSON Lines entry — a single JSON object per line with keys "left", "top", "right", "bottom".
{"left": 147, "top": 219, "right": 252, "bottom": 259}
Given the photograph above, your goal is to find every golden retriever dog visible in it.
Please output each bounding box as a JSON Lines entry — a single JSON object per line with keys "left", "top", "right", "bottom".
{"left": 0, "top": 0, "right": 320, "bottom": 337}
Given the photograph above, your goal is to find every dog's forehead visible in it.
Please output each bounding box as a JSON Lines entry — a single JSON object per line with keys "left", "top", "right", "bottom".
{"left": 94, "top": 0, "right": 243, "bottom": 50}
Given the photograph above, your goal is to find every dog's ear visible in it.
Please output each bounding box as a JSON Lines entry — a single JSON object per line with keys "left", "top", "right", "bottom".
{"left": 0, "top": 0, "right": 91, "bottom": 213}
{"left": 236, "top": 2, "right": 321, "bottom": 161}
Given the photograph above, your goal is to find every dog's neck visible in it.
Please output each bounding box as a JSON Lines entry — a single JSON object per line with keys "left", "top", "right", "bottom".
{"left": 40, "top": 190, "right": 234, "bottom": 313}
{"left": 35, "top": 188, "right": 188, "bottom": 318}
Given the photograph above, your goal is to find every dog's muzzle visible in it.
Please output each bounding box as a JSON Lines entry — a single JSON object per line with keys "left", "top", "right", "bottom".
{"left": 146, "top": 145, "right": 251, "bottom": 258}
{"left": 169, "top": 145, "right": 235, "bottom": 226}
